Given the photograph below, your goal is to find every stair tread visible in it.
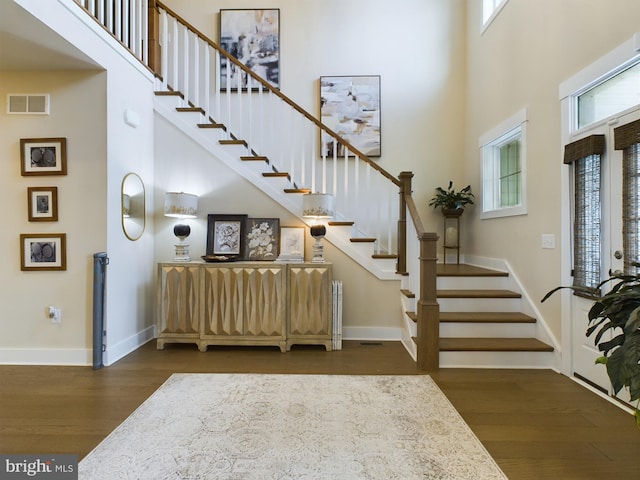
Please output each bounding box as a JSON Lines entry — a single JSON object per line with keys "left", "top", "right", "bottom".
{"left": 262, "top": 172, "right": 289, "bottom": 177}
{"left": 401, "top": 289, "right": 415, "bottom": 298}
{"left": 219, "top": 139, "right": 247, "bottom": 146}
{"left": 155, "top": 90, "right": 184, "bottom": 98}
{"left": 440, "top": 312, "right": 535, "bottom": 323}
{"left": 440, "top": 337, "right": 554, "bottom": 352}
{"left": 328, "top": 221, "right": 354, "bottom": 226}
{"left": 372, "top": 254, "right": 397, "bottom": 259}
{"left": 284, "top": 188, "right": 310, "bottom": 194}
{"left": 350, "top": 238, "right": 376, "bottom": 243}
{"left": 241, "top": 156, "right": 268, "bottom": 162}
{"left": 198, "top": 123, "right": 225, "bottom": 129}
{"left": 176, "top": 106, "right": 204, "bottom": 114}
{"left": 437, "top": 264, "right": 508, "bottom": 277}
{"left": 437, "top": 289, "right": 521, "bottom": 298}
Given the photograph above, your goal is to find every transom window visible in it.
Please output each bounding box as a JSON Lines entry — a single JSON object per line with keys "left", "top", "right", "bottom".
{"left": 577, "top": 61, "right": 640, "bottom": 129}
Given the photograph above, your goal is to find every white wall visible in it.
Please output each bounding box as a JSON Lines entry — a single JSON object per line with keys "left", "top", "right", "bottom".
{"left": 464, "top": 0, "right": 640, "bottom": 342}
{"left": 162, "top": 0, "right": 467, "bottom": 231}
{"left": 0, "top": 71, "right": 107, "bottom": 364}
{"left": 153, "top": 114, "right": 403, "bottom": 336}
{"left": 0, "top": 0, "right": 156, "bottom": 365}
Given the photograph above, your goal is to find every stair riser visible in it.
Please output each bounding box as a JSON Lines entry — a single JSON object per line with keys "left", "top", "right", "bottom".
{"left": 437, "top": 297, "right": 523, "bottom": 312}
{"left": 440, "top": 322, "right": 536, "bottom": 338}
{"left": 437, "top": 276, "right": 512, "bottom": 290}
{"left": 440, "top": 350, "right": 556, "bottom": 369}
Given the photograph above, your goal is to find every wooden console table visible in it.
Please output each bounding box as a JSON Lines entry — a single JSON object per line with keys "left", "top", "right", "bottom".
{"left": 157, "top": 262, "right": 333, "bottom": 352}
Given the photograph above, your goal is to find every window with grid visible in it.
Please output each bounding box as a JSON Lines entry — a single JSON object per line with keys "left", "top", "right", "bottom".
{"left": 564, "top": 135, "right": 605, "bottom": 292}
{"left": 480, "top": 110, "right": 527, "bottom": 219}
{"left": 614, "top": 119, "right": 640, "bottom": 276}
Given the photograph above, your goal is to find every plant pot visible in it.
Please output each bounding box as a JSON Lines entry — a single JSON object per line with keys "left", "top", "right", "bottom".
{"left": 441, "top": 207, "right": 464, "bottom": 217}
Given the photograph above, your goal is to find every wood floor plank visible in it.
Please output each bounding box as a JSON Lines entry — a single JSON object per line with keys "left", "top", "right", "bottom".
{"left": 0, "top": 342, "right": 638, "bottom": 480}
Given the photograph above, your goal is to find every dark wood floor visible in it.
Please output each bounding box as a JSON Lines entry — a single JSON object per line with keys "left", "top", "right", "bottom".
{"left": 1, "top": 340, "right": 638, "bottom": 479}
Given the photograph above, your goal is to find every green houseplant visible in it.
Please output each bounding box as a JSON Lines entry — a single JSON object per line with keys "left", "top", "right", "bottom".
{"left": 542, "top": 267, "right": 640, "bottom": 429}
{"left": 428, "top": 181, "right": 474, "bottom": 215}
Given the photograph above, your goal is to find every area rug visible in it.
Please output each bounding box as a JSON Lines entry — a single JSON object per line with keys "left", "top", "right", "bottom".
{"left": 79, "top": 374, "right": 507, "bottom": 479}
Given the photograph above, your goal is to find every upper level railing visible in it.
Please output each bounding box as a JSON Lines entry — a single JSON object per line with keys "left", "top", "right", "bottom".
{"left": 73, "top": 0, "right": 440, "bottom": 370}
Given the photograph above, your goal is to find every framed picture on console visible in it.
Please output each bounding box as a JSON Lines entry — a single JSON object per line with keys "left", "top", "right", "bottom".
{"left": 206, "top": 214, "right": 247, "bottom": 259}
{"left": 219, "top": 8, "right": 280, "bottom": 90}
{"left": 278, "top": 226, "right": 305, "bottom": 262}
{"left": 27, "top": 186, "right": 58, "bottom": 222}
{"left": 244, "top": 217, "right": 279, "bottom": 261}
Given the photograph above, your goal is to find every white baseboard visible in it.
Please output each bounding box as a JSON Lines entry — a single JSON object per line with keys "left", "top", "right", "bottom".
{"left": 104, "top": 325, "right": 156, "bottom": 366}
{"left": 0, "top": 348, "right": 92, "bottom": 366}
{"left": 342, "top": 326, "right": 402, "bottom": 341}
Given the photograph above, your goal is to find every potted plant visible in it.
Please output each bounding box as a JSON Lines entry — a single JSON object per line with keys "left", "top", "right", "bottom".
{"left": 542, "top": 267, "right": 640, "bottom": 429}
{"left": 428, "top": 181, "right": 474, "bottom": 216}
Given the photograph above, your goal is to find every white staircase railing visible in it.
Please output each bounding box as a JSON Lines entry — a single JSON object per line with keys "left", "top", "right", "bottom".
{"left": 74, "top": 0, "right": 149, "bottom": 64}
{"left": 71, "top": 0, "right": 441, "bottom": 371}
{"left": 156, "top": 4, "right": 400, "bottom": 256}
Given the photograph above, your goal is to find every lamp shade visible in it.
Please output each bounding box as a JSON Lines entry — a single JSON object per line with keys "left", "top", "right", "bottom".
{"left": 164, "top": 192, "right": 198, "bottom": 218}
{"left": 302, "top": 193, "right": 334, "bottom": 218}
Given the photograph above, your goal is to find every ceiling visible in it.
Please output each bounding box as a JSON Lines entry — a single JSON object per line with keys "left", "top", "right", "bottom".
{"left": 0, "top": 1, "right": 101, "bottom": 71}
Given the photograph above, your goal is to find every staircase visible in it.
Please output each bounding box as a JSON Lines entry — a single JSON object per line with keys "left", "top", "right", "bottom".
{"left": 70, "top": 0, "right": 557, "bottom": 371}
{"left": 436, "top": 263, "right": 556, "bottom": 368}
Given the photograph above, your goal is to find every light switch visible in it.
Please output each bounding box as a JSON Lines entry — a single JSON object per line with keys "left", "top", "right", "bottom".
{"left": 541, "top": 234, "right": 555, "bottom": 249}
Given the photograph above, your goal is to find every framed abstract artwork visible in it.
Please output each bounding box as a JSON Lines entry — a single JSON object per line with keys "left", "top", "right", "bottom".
{"left": 219, "top": 9, "right": 280, "bottom": 90}
{"left": 27, "top": 186, "right": 58, "bottom": 222}
{"left": 320, "top": 75, "right": 381, "bottom": 157}
{"left": 20, "top": 233, "right": 67, "bottom": 271}
{"left": 206, "top": 214, "right": 247, "bottom": 259}
{"left": 20, "top": 137, "right": 67, "bottom": 176}
{"left": 244, "top": 217, "right": 279, "bottom": 261}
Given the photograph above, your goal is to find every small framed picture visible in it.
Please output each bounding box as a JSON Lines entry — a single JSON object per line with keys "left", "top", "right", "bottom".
{"left": 206, "top": 214, "right": 247, "bottom": 259}
{"left": 244, "top": 218, "right": 279, "bottom": 261}
{"left": 20, "top": 233, "right": 67, "bottom": 271}
{"left": 279, "top": 226, "right": 305, "bottom": 260}
{"left": 20, "top": 138, "right": 67, "bottom": 176}
{"left": 27, "top": 186, "right": 58, "bottom": 222}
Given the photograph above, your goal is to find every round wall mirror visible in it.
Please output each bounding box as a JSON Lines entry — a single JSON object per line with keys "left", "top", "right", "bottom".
{"left": 121, "top": 172, "right": 145, "bottom": 241}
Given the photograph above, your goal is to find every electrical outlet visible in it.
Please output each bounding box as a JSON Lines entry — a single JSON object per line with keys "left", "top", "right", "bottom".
{"left": 541, "top": 234, "right": 555, "bottom": 249}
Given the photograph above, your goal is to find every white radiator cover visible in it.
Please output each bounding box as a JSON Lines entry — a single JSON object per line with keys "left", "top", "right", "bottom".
{"left": 332, "top": 280, "right": 343, "bottom": 350}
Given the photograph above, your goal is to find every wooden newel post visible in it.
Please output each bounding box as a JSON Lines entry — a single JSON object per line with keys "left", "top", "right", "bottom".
{"left": 397, "top": 171, "right": 413, "bottom": 275}
{"left": 417, "top": 231, "right": 440, "bottom": 371}
{"left": 147, "top": 0, "right": 161, "bottom": 75}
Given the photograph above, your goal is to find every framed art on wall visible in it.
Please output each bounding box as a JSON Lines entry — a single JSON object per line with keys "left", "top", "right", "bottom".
{"left": 20, "top": 233, "right": 66, "bottom": 271}
{"left": 320, "top": 75, "right": 381, "bottom": 157}
{"left": 206, "top": 214, "right": 247, "bottom": 259}
{"left": 27, "top": 186, "right": 58, "bottom": 222}
{"left": 20, "top": 138, "right": 67, "bottom": 176}
{"left": 219, "top": 9, "right": 280, "bottom": 90}
{"left": 244, "top": 217, "right": 279, "bottom": 261}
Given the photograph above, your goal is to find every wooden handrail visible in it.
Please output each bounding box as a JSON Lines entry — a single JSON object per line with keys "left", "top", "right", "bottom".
{"left": 155, "top": 1, "right": 400, "bottom": 187}
{"left": 399, "top": 172, "right": 439, "bottom": 371}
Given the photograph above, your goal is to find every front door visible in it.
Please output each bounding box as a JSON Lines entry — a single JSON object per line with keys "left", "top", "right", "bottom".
{"left": 569, "top": 108, "right": 640, "bottom": 406}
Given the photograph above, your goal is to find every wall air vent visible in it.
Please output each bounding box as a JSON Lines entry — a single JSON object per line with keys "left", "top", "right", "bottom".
{"left": 7, "top": 94, "right": 50, "bottom": 114}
